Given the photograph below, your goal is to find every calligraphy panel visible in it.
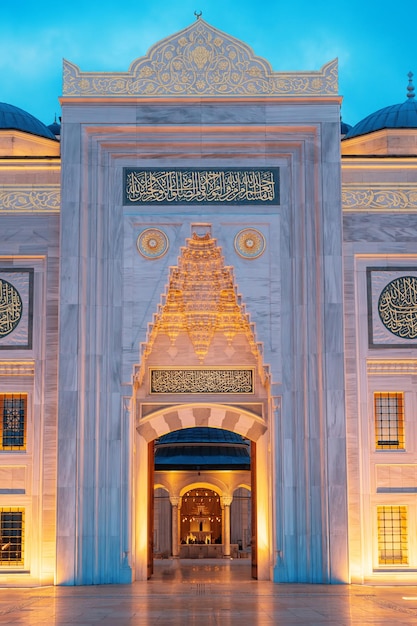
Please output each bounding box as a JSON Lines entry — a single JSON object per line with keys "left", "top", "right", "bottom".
{"left": 367, "top": 268, "right": 417, "bottom": 347}
{"left": 0, "top": 270, "right": 33, "bottom": 350}
{"left": 124, "top": 168, "right": 279, "bottom": 206}
{"left": 150, "top": 368, "right": 254, "bottom": 394}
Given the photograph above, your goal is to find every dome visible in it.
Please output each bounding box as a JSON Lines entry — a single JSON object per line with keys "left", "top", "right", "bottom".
{"left": 341, "top": 120, "right": 352, "bottom": 135}
{"left": 345, "top": 72, "right": 417, "bottom": 139}
{"left": 0, "top": 102, "right": 56, "bottom": 140}
{"left": 47, "top": 118, "right": 61, "bottom": 137}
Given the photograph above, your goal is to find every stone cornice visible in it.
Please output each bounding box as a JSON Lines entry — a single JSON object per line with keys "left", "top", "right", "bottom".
{"left": 0, "top": 361, "right": 35, "bottom": 377}
{"left": 63, "top": 20, "right": 338, "bottom": 98}
{"left": 367, "top": 360, "right": 417, "bottom": 375}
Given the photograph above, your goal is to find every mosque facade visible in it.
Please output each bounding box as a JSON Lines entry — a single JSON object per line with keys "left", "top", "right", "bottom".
{"left": 0, "top": 19, "right": 417, "bottom": 586}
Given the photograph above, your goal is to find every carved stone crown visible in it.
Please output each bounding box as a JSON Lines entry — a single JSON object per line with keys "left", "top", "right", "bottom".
{"left": 63, "top": 19, "right": 338, "bottom": 97}
{"left": 142, "top": 228, "right": 262, "bottom": 363}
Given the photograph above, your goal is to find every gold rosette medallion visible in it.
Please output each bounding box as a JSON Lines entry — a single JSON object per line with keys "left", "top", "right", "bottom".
{"left": 137, "top": 228, "right": 169, "bottom": 259}
{"left": 234, "top": 228, "right": 266, "bottom": 259}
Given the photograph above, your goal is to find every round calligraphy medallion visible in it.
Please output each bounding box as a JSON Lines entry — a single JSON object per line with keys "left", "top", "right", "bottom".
{"left": 0, "top": 278, "right": 23, "bottom": 338}
{"left": 137, "top": 228, "right": 169, "bottom": 259}
{"left": 234, "top": 229, "right": 266, "bottom": 259}
{"left": 378, "top": 276, "right": 417, "bottom": 340}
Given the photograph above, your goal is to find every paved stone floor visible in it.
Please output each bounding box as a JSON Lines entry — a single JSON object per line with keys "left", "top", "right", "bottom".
{"left": 1, "top": 560, "right": 417, "bottom": 625}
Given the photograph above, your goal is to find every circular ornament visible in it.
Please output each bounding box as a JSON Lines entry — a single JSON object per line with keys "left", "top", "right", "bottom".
{"left": 0, "top": 278, "right": 23, "bottom": 338}
{"left": 378, "top": 275, "right": 417, "bottom": 339}
{"left": 234, "top": 228, "right": 266, "bottom": 259}
{"left": 137, "top": 228, "right": 169, "bottom": 259}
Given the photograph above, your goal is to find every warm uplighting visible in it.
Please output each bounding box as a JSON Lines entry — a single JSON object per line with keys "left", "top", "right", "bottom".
{"left": 179, "top": 488, "right": 222, "bottom": 545}
{"left": 140, "top": 227, "right": 262, "bottom": 365}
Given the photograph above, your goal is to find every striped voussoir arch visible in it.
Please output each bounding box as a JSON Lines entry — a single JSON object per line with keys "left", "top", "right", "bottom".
{"left": 137, "top": 404, "right": 267, "bottom": 442}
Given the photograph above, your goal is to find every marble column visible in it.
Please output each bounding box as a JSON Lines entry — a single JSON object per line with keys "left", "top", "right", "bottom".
{"left": 170, "top": 496, "right": 181, "bottom": 558}
{"left": 221, "top": 496, "right": 233, "bottom": 558}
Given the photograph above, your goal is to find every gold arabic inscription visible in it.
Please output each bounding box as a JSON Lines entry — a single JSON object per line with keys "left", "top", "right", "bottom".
{"left": 150, "top": 369, "right": 254, "bottom": 393}
{"left": 0, "top": 279, "right": 23, "bottom": 338}
{"left": 378, "top": 276, "right": 417, "bottom": 339}
{"left": 125, "top": 169, "right": 277, "bottom": 204}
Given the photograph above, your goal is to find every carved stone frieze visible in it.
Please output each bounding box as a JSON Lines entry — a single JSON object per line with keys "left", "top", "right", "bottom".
{"left": 342, "top": 185, "right": 417, "bottom": 211}
{"left": 63, "top": 20, "right": 338, "bottom": 97}
{"left": 0, "top": 186, "right": 60, "bottom": 212}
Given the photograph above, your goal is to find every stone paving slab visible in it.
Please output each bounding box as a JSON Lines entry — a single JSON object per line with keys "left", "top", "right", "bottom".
{"left": 0, "top": 560, "right": 417, "bottom": 625}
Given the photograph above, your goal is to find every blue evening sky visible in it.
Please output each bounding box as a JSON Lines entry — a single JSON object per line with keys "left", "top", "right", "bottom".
{"left": 0, "top": 0, "right": 415, "bottom": 128}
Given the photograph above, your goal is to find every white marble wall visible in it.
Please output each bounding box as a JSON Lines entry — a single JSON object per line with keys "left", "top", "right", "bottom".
{"left": 343, "top": 202, "right": 417, "bottom": 581}
{"left": 0, "top": 212, "right": 59, "bottom": 584}
{"left": 57, "top": 97, "right": 348, "bottom": 584}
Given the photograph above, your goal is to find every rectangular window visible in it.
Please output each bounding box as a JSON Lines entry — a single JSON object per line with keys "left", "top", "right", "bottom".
{"left": 374, "top": 392, "right": 404, "bottom": 450}
{"left": 0, "top": 508, "right": 24, "bottom": 566}
{"left": 377, "top": 505, "right": 408, "bottom": 565}
{"left": 0, "top": 394, "right": 26, "bottom": 450}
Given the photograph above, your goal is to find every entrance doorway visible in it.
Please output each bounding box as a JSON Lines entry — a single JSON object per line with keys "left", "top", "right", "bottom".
{"left": 152, "top": 425, "right": 254, "bottom": 569}
{"left": 135, "top": 404, "right": 270, "bottom": 581}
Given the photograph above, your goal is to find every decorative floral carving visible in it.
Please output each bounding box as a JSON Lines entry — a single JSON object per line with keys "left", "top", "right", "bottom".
{"left": 342, "top": 186, "right": 417, "bottom": 211}
{"left": 0, "top": 186, "right": 60, "bottom": 212}
{"left": 63, "top": 20, "right": 338, "bottom": 97}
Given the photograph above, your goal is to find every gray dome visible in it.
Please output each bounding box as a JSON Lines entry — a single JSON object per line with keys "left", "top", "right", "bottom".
{"left": 47, "top": 119, "right": 61, "bottom": 137}
{"left": 341, "top": 120, "right": 352, "bottom": 135}
{"left": 345, "top": 72, "right": 417, "bottom": 139}
{"left": 0, "top": 102, "right": 56, "bottom": 140}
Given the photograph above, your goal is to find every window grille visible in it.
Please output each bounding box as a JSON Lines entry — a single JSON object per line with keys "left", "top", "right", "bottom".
{"left": 0, "top": 394, "right": 26, "bottom": 450}
{"left": 0, "top": 509, "right": 24, "bottom": 566}
{"left": 374, "top": 392, "right": 404, "bottom": 450}
{"left": 377, "top": 505, "right": 408, "bottom": 565}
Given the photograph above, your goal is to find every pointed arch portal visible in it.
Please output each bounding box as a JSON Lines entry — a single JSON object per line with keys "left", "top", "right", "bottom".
{"left": 55, "top": 17, "right": 348, "bottom": 587}
{"left": 135, "top": 404, "right": 271, "bottom": 581}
